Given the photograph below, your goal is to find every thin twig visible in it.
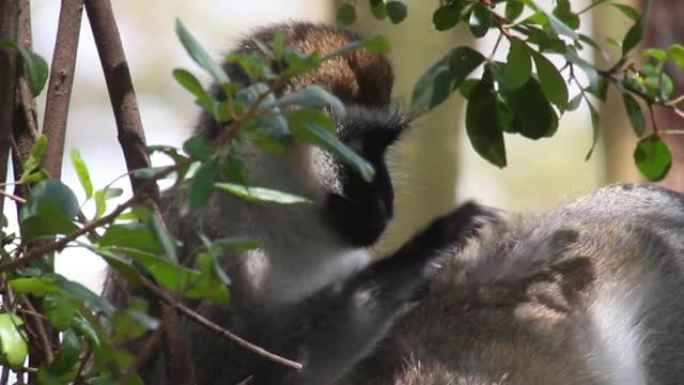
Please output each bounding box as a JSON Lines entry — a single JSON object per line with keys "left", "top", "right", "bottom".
{"left": 648, "top": 103, "right": 658, "bottom": 134}
{"left": 214, "top": 90, "right": 272, "bottom": 147}
{"left": 73, "top": 346, "right": 92, "bottom": 385}
{"left": 0, "top": 188, "right": 27, "bottom": 204}
{"left": 21, "top": 298, "right": 54, "bottom": 363}
{"left": 139, "top": 276, "right": 303, "bottom": 371}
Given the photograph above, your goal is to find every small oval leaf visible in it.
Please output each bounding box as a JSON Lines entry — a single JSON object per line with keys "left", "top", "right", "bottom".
{"left": 70, "top": 149, "right": 93, "bottom": 199}
{"left": 433, "top": 3, "right": 462, "bottom": 31}
{"left": 386, "top": 1, "right": 407, "bottom": 24}
{"left": 411, "top": 47, "right": 484, "bottom": 113}
{"left": 505, "top": 0, "right": 525, "bottom": 21}
{"left": 634, "top": 135, "right": 672, "bottom": 181}
{"left": 336, "top": 3, "right": 357, "bottom": 25}
{"left": 16, "top": 46, "right": 49, "bottom": 97}
{"left": 531, "top": 51, "right": 569, "bottom": 110}
{"left": 502, "top": 38, "right": 532, "bottom": 90}
{"left": 466, "top": 68, "right": 507, "bottom": 168}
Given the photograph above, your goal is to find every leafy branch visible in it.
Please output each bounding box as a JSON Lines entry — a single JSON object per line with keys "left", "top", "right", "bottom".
{"left": 341, "top": 0, "right": 682, "bottom": 181}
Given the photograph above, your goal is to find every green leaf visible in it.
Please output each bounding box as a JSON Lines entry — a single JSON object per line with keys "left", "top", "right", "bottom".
{"left": 112, "top": 307, "right": 158, "bottom": 342}
{"left": 188, "top": 160, "right": 218, "bottom": 210}
{"left": 469, "top": 3, "right": 492, "bottom": 38}
{"left": 411, "top": 47, "right": 485, "bottom": 112}
{"left": 459, "top": 78, "right": 479, "bottom": 98}
{"left": 0, "top": 312, "right": 28, "bottom": 368}
{"left": 386, "top": 0, "right": 407, "bottom": 24}
{"left": 552, "top": 0, "right": 579, "bottom": 30}
{"left": 150, "top": 214, "right": 178, "bottom": 262}
{"left": 100, "top": 223, "right": 162, "bottom": 255}
{"left": 20, "top": 134, "right": 48, "bottom": 183}
{"left": 20, "top": 180, "right": 80, "bottom": 242}
{"left": 465, "top": 68, "right": 506, "bottom": 168}
{"left": 668, "top": 44, "right": 684, "bottom": 69}
{"left": 69, "top": 149, "right": 93, "bottom": 199}
{"left": 105, "top": 246, "right": 200, "bottom": 295}
{"left": 369, "top": 0, "right": 387, "bottom": 20}
{"left": 531, "top": 51, "right": 569, "bottom": 110}
{"left": 9, "top": 277, "right": 59, "bottom": 296}
{"left": 502, "top": 38, "right": 532, "bottom": 90}
{"left": 611, "top": 3, "right": 640, "bottom": 21}
{"left": 243, "top": 115, "right": 292, "bottom": 155}
{"left": 194, "top": 238, "right": 261, "bottom": 255}
{"left": 505, "top": 0, "right": 525, "bottom": 21}
{"left": 585, "top": 100, "right": 600, "bottom": 160}
{"left": 364, "top": 35, "right": 391, "bottom": 54}
{"left": 545, "top": 9, "right": 579, "bottom": 40}
{"left": 643, "top": 48, "right": 667, "bottom": 62}
{"left": 622, "top": 1, "right": 650, "bottom": 56}
{"left": 505, "top": 78, "right": 558, "bottom": 139}
{"left": 16, "top": 46, "right": 49, "bottom": 97}
{"left": 215, "top": 182, "right": 312, "bottom": 204}
{"left": 186, "top": 252, "right": 231, "bottom": 307}
{"left": 587, "top": 76, "right": 608, "bottom": 102}
{"left": 578, "top": 33, "right": 601, "bottom": 51}
{"left": 433, "top": 3, "right": 462, "bottom": 31}
{"left": 526, "top": 26, "right": 567, "bottom": 53}
{"left": 54, "top": 277, "right": 116, "bottom": 316}
{"left": 218, "top": 142, "right": 248, "bottom": 184}
{"left": 49, "top": 328, "right": 81, "bottom": 375}
{"left": 273, "top": 85, "right": 346, "bottom": 117}
{"left": 183, "top": 136, "right": 214, "bottom": 159}
{"left": 634, "top": 135, "right": 672, "bottom": 181}
{"left": 44, "top": 292, "right": 77, "bottom": 330}
{"left": 173, "top": 68, "right": 215, "bottom": 113}
{"left": 175, "top": 19, "right": 229, "bottom": 84}
{"left": 96, "top": 249, "right": 143, "bottom": 287}
{"left": 71, "top": 316, "right": 100, "bottom": 347}
{"left": 288, "top": 108, "right": 375, "bottom": 183}
{"left": 622, "top": 93, "right": 645, "bottom": 137}
{"left": 566, "top": 93, "right": 583, "bottom": 111}
{"left": 94, "top": 187, "right": 123, "bottom": 218}
{"left": 336, "top": 3, "right": 357, "bottom": 25}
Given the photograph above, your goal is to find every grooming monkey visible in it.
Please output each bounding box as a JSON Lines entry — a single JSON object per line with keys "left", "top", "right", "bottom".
{"left": 339, "top": 183, "right": 684, "bottom": 385}
{"left": 103, "top": 22, "right": 495, "bottom": 384}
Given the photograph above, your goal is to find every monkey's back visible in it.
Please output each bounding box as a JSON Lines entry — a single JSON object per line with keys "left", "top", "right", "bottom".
{"left": 350, "top": 183, "right": 684, "bottom": 385}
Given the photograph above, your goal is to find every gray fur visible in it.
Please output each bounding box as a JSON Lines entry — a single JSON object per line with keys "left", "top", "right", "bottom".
{"left": 344, "top": 183, "right": 684, "bottom": 385}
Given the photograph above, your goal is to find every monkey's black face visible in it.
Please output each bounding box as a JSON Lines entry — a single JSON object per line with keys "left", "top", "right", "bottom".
{"left": 323, "top": 106, "right": 408, "bottom": 247}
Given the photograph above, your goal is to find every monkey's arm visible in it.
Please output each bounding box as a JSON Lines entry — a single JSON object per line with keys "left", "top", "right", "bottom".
{"left": 256, "top": 202, "right": 498, "bottom": 385}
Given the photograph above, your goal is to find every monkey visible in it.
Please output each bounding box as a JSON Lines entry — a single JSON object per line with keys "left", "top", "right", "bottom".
{"left": 102, "top": 22, "right": 497, "bottom": 385}
{"left": 328, "top": 183, "right": 684, "bottom": 385}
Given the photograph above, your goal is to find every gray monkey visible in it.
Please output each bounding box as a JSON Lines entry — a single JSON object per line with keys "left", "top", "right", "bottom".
{"left": 102, "top": 22, "right": 496, "bottom": 385}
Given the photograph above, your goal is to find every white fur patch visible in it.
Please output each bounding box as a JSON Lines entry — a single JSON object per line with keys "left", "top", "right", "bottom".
{"left": 587, "top": 278, "right": 651, "bottom": 385}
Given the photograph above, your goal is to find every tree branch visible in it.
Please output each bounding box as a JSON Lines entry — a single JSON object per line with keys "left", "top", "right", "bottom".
{"left": 84, "top": 0, "right": 155, "bottom": 195}
{"left": 41, "top": 0, "right": 85, "bottom": 179}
